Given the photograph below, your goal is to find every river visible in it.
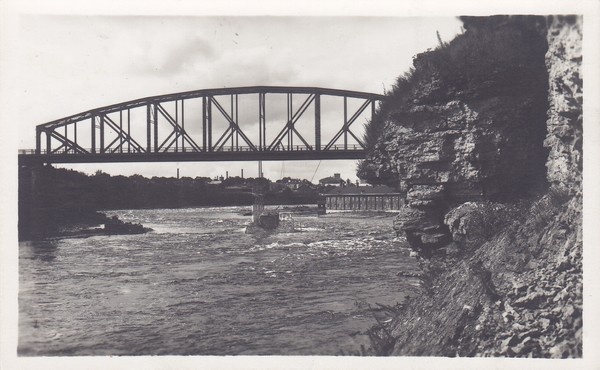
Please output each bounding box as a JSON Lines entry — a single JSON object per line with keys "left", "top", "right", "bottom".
{"left": 18, "top": 207, "right": 421, "bottom": 356}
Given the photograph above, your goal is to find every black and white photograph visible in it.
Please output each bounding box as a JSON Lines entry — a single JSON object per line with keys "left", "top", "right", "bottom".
{"left": 1, "top": 1, "right": 598, "bottom": 369}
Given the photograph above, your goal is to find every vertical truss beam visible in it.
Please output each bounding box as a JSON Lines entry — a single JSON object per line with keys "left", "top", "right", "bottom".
{"left": 175, "top": 100, "right": 179, "bottom": 152}
{"left": 100, "top": 115, "right": 105, "bottom": 154}
{"left": 127, "top": 109, "right": 131, "bottom": 153}
{"left": 343, "top": 97, "right": 348, "bottom": 150}
{"left": 259, "top": 93, "right": 266, "bottom": 151}
{"left": 315, "top": 94, "right": 321, "bottom": 151}
{"left": 202, "top": 97, "right": 208, "bottom": 151}
{"left": 287, "top": 94, "right": 293, "bottom": 149}
{"left": 146, "top": 104, "right": 151, "bottom": 153}
{"left": 119, "top": 111, "right": 123, "bottom": 153}
{"left": 46, "top": 130, "right": 51, "bottom": 154}
{"left": 153, "top": 103, "right": 158, "bottom": 153}
{"left": 36, "top": 127, "right": 41, "bottom": 154}
{"left": 91, "top": 116, "right": 96, "bottom": 154}
{"left": 181, "top": 100, "right": 185, "bottom": 152}
{"left": 207, "top": 96, "right": 212, "bottom": 151}
{"left": 372, "top": 100, "right": 376, "bottom": 122}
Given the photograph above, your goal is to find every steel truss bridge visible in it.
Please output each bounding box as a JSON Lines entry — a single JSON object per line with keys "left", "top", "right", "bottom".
{"left": 18, "top": 86, "right": 385, "bottom": 165}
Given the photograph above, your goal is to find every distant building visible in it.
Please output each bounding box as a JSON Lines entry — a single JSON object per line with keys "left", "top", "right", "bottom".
{"left": 296, "top": 183, "right": 317, "bottom": 193}
{"left": 208, "top": 176, "right": 223, "bottom": 185}
{"left": 319, "top": 173, "right": 345, "bottom": 187}
{"left": 277, "top": 177, "right": 307, "bottom": 190}
{"left": 321, "top": 185, "right": 403, "bottom": 211}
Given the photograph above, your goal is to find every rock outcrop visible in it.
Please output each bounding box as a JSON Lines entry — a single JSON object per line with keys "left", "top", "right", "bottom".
{"left": 362, "top": 15, "right": 583, "bottom": 358}
{"left": 361, "top": 16, "right": 549, "bottom": 254}
{"left": 384, "top": 189, "right": 581, "bottom": 357}
{"left": 544, "top": 15, "right": 583, "bottom": 195}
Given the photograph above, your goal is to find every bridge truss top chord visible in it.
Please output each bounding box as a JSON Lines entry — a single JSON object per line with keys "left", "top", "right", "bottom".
{"left": 20, "top": 86, "right": 386, "bottom": 164}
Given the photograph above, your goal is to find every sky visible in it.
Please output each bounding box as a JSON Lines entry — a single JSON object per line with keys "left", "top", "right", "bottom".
{"left": 16, "top": 15, "right": 464, "bottom": 181}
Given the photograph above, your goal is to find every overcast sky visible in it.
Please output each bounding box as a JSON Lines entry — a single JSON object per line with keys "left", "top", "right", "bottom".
{"left": 17, "top": 16, "right": 463, "bottom": 181}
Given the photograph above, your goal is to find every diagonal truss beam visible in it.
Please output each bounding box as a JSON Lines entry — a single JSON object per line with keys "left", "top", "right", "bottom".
{"left": 49, "top": 130, "right": 89, "bottom": 154}
{"left": 102, "top": 114, "right": 146, "bottom": 153}
{"left": 155, "top": 103, "right": 202, "bottom": 152}
{"left": 324, "top": 98, "right": 371, "bottom": 150}
{"left": 268, "top": 94, "right": 315, "bottom": 151}
{"left": 210, "top": 96, "right": 257, "bottom": 152}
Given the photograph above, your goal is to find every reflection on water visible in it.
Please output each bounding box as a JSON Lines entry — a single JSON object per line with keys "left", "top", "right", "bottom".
{"left": 19, "top": 207, "right": 420, "bottom": 356}
{"left": 21, "top": 240, "right": 59, "bottom": 262}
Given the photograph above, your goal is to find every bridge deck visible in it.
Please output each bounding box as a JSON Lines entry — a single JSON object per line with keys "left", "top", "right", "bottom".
{"left": 18, "top": 148, "right": 365, "bottom": 164}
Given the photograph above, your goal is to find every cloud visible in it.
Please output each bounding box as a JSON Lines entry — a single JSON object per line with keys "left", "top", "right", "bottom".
{"left": 161, "top": 37, "right": 216, "bottom": 74}
{"left": 129, "top": 34, "right": 217, "bottom": 75}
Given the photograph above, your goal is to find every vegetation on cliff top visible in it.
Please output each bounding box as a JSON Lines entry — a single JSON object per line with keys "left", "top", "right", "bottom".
{"left": 361, "top": 15, "right": 548, "bottom": 158}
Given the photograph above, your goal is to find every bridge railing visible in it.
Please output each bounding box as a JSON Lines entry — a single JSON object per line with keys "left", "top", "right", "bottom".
{"left": 19, "top": 144, "right": 364, "bottom": 156}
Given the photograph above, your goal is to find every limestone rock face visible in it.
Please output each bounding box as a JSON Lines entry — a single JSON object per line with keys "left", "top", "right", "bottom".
{"left": 381, "top": 95, "right": 548, "bottom": 198}
{"left": 376, "top": 92, "right": 547, "bottom": 253}
{"left": 367, "top": 15, "right": 583, "bottom": 358}
{"left": 359, "top": 17, "right": 550, "bottom": 253}
{"left": 394, "top": 204, "right": 450, "bottom": 253}
{"left": 444, "top": 201, "right": 522, "bottom": 251}
{"left": 544, "top": 15, "right": 582, "bottom": 195}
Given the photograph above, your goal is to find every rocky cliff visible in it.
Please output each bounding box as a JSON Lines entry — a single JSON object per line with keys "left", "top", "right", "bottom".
{"left": 544, "top": 15, "right": 583, "bottom": 195}
{"left": 361, "top": 15, "right": 583, "bottom": 357}
{"left": 360, "top": 16, "right": 550, "bottom": 255}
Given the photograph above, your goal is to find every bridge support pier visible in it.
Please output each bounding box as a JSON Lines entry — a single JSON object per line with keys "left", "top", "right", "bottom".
{"left": 18, "top": 162, "right": 45, "bottom": 239}
{"left": 252, "top": 194, "right": 265, "bottom": 225}
{"left": 251, "top": 181, "right": 269, "bottom": 225}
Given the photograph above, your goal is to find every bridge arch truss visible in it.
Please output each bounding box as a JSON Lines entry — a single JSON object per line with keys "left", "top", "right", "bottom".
{"left": 26, "top": 86, "right": 385, "bottom": 164}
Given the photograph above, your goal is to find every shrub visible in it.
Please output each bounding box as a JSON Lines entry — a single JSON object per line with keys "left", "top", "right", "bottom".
{"left": 362, "top": 15, "right": 548, "bottom": 150}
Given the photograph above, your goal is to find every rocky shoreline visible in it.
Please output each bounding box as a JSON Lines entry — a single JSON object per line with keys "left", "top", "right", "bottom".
{"left": 360, "top": 15, "right": 582, "bottom": 358}
{"left": 22, "top": 211, "right": 152, "bottom": 241}
{"left": 366, "top": 190, "right": 582, "bottom": 357}
{"left": 51, "top": 215, "right": 152, "bottom": 239}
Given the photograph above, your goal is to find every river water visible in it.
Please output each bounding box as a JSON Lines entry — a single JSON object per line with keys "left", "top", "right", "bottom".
{"left": 18, "top": 207, "right": 421, "bottom": 356}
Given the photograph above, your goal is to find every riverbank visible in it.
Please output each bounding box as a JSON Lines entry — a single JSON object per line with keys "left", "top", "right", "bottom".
{"left": 367, "top": 189, "right": 581, "bottom": 357}
{"left": 358, "top": 15, "right": 582, "bottom": 357}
